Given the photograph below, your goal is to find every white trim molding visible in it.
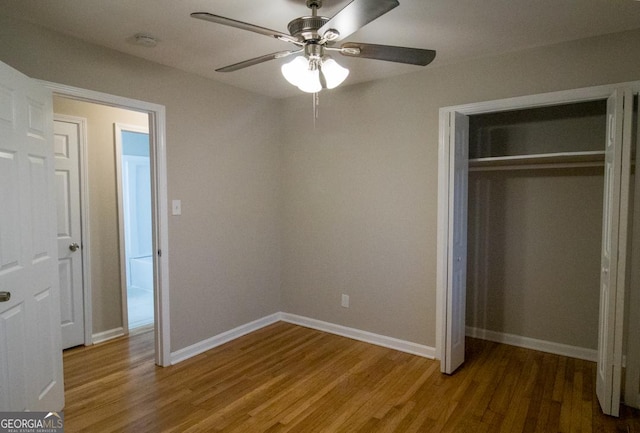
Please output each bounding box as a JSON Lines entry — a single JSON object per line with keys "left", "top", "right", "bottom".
{"left": 281, "top": 313, "right": 436, "bottom": 359}
{"left": 92, "top": 327, "right": 125, "bottom": 345}
{"left": 170, "top": 314, "right": 281, "bottom": 365}
{"left": 466, "top": 326, "right": 597, "bottom": 362}
{"left": 170, "top": 313, "right": 436, "bottom": 365}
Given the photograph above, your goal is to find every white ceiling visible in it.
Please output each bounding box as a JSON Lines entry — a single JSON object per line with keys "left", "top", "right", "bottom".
{"left": 3, "top": 0, "right": 640, "bottom": 98}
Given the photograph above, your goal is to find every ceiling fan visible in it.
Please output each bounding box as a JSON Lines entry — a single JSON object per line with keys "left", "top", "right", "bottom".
{"left": 191, "top": 0, "right": 436, "bottom": 93}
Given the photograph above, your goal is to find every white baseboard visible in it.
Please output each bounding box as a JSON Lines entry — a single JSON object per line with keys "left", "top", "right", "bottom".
{"left": 169, "top": 312, "right": 436, "bottom": 365}
{"left": 170, "top": 313, "right": 281, "bottom": 365}
{"left": 466, "top": 326, "right": 597, "bottom": 362}
{"left": 92, "top": 327, "right": 125, "bottom": 344}
{"left": 281, "top": 313, "right": 436, "bottom": 359}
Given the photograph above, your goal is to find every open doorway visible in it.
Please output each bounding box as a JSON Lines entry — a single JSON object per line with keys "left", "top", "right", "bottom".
{"left": 46, "top": 82, "right": 170, "bottom": 367}
{"left": 53, "top": 96, "right": 152, "bottom": 340}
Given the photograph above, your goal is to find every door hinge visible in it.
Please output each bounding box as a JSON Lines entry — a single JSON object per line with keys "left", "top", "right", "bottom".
{"left": 157, "top": 249, "right": 162, "bottom": 257}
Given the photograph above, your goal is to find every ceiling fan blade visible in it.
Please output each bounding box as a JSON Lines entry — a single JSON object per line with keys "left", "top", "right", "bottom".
{"left": 216, "top": 50, "right": 300, "bottom": 72}
{"left": 191, "top": 12, "right": 300, "bottom": 45}
{"left": 318, "top": 0, "right": 399, "bottom": 42}
{"left": 340, "top": 42, "right": 436, "bottom": 66}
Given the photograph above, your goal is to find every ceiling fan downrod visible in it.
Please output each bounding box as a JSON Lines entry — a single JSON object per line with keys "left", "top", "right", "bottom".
{"left": 307, "top": 0, "right": 322, "bottom": 16}
{"left": 288, "top": 1, "right": 330, "bottom": 42}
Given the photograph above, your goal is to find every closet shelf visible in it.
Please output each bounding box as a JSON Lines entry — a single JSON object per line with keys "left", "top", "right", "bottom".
{"left": 469, "top": 150, "right": 605, "bottom": 171}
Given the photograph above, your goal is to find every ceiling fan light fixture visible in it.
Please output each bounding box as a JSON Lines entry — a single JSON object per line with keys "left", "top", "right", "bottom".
{"left": 281, "top": 55, "right": 322, "bottom": 93}
{"left": 281, "top": 55, "right": 348, "bottom": 93}
{"left": 192, "top": 0, "right": 436, "bottom": 97}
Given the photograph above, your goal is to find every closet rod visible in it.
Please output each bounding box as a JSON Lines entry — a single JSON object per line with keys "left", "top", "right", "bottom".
{"left": 469, "top": 162, "right": 604, "bottom": 172}
{"left": 468, "top": 150, "right": 607, "bottom": 172}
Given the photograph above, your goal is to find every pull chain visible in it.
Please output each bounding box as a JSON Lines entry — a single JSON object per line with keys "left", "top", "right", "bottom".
{"left": 313, "top": 92, "right": 319, "bottom": 127}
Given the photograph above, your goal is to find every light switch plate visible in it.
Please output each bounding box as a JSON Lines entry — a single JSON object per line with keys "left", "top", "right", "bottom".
{"left": 341, "top": 294, "right": 349, "bottom": 308}
{"left": 172, "top": 199, "right": 181, "bottom": 215}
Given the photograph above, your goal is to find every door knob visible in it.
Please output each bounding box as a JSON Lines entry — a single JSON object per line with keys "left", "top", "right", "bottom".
{"left": 0, "top": 292, "right": 10, "bottom": 302}
{"left": 69, "top": 243, "right": 80, "bottom": 252}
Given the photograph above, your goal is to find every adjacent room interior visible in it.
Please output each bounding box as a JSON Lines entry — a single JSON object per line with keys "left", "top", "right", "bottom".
{"left": 53, "top": 96, "right": 155, "bottom": 350}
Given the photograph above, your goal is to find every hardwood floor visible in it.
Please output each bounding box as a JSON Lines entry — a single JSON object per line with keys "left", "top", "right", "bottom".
{"left": 63, "top": 322, "right": 639, "bottom": 432}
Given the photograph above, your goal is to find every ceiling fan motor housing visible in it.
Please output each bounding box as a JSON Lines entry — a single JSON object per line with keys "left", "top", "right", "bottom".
{"left": 288, "top": 16, "right": 329, "bottom": 41}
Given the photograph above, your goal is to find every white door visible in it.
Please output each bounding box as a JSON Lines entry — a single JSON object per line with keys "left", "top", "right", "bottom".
{"left": 623, "top": 102, "right": 640, "bottom": 410}
{"left": 443, "top": 111, "right": 469, "bottom": 374}
{"left": 0, "top": 61, "right": 64, "bottom": 410}
{"left": 596, "top": 88, "right": 633, "bottom": 416}
{"left": 54, "top": 118, "right": 85, "bottom": 349}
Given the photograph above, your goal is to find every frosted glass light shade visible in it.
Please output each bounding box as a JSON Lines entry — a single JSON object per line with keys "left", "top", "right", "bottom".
{"left": 281, "top": 55, "right": 349, "bottom": 93}
{"left": 281, "top": 56, "right": 309, "bottom": 87}
{"left": 321, "top": 58, "right": 349, "bottom": 89}
{"left": 297, "top": 68, "right": 322, "bottom": 93}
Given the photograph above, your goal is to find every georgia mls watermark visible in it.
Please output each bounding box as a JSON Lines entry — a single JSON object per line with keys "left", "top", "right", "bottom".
{"left": 0, "top": 412, "right": 63, "bottom": 433}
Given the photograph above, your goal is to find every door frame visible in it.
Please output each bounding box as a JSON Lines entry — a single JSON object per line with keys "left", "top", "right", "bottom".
{"left": 114, "top": 122, "right": 152, "bottom": 334}
{"left": 42, "top": 81, "right": 171, "bottom": 367}
{"left": 436, "top": 81, "right": 640, "bottom": 360}
{"left": 53, "top": 114, "right": 92, "bottom": 346}
{"left": 436, "top": 81, "right": 640, "bottom": 365}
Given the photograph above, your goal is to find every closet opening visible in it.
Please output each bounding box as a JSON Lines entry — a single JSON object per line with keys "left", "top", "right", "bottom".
{"left": 438, "top": 83, "right": 639, "bottom": 416}
{"left": 466, "top": 99, "right": 607, "bottom": 361}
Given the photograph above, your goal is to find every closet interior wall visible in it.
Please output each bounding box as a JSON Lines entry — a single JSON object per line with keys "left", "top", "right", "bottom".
{"left": 465, "top": 101, "right": 607, "bottom": 353}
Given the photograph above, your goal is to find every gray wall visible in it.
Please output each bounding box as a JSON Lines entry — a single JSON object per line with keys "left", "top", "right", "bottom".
{"left": 0, "top": 15, "right": 283, "bottom": 352}
{"left": 2, "top": 13, "right": 640, "bottom": 353}
{"left": 467, "top": 169, "right": 604, "bottom": 349}
{"left": 280, "top": 30, "right": 640, "bottom": 348}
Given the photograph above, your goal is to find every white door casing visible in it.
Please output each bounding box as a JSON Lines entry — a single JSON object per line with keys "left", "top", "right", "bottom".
{"left": 442, "top": 111, "right": 469, "bottom": 374}
{"left": 42, "top": 82, "right": 170, "bottom": 367}
{"left": 54, "top": 117, "right": 85, "bottom": 349}
{"left": 596, "top": 88, "right": 633, "bottom": 416}
{"left": 0, "top": 61, "right": 64, "bottom": 410}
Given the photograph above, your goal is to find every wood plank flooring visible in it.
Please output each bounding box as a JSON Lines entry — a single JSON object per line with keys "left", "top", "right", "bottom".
{"left": 63, "top": 322, "right": 640, "bottom": 432}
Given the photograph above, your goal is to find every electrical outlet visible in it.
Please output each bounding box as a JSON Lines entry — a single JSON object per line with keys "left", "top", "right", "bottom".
{"left": 341, "top": 294, "right": 349, "bottom": 308}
